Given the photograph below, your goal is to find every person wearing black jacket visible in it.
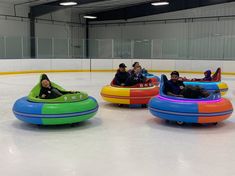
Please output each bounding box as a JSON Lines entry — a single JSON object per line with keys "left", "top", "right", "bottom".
{"left": 165, "top": 71, "right": 185, "bottom": 97}
{"left": 39, "top": 74, "right": 76, "bottom": 99}
{"left": 113, "top": 63, "right": 130, "bottom": 86}
{"left": 165, "top": 71, "right": 210, "bottom": 98}
{"left": 126, "top": 66, "right": 146, "bottom": 86}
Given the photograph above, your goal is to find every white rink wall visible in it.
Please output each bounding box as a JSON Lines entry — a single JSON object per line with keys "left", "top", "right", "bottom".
{"left": 0, "top": 59, "right": 234, "bottom": 74}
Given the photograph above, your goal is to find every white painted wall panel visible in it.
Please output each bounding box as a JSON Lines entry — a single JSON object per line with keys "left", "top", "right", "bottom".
{"left": 0, "top": 59, "right": 234, "bottom": 73}
{"left": 152, "top": 59, "right": 175, "bottom": 71}
{"left": 91, "top": 59, "right": 113, "bottom": 70}
{"left": 51, "top": 59, "right": 82, "bottom": 70}
{"left": 113, "top": 59, "right": 132, "bottom": 70}
{"left": 222, "top": 61, "right": 234, "bottom": 73}
{"left": 190, "top": 60, "right": 222, "bottom": 72}
{"left": 81, "top": 59, "right": 91, "bottom": 70}
{"left": 21, "top": 59, "right": 51, "bottom": 70}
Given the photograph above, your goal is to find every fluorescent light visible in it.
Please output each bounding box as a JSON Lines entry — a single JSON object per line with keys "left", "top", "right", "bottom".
{"left": 60, "top": 1, "right": 77, "bottom": 6}
{"left": 83, "top": 16, "right": 97, "bottom": 19}
{"left": 151, "top": 2, "right": 169, "bottom": 6}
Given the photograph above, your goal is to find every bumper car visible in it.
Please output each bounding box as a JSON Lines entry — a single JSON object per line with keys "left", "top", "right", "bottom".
{"left": 148, "top": 75, "right": 233, "bottom": 125}
{"left": 183, "top": 68, "right": 228, "bottom": 96}
{"left": 13, "top": 75, "right": 98, "bottom": 125}
{"left": 101, "top": 80, "right": 159, "bottom": 105}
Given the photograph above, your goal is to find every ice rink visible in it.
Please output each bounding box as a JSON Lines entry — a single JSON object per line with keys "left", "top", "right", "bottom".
{"left": 0, "top": 72, "right": 235, "bottom": 176}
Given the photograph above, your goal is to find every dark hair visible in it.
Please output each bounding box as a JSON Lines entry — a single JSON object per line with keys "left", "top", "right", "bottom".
{"left": 41, "top": 74, "right": 50, "bottom": 81}
{"left": 135, "top": 66, "right": 141, "bottom": 69}
{"left": 170, "top": 71, "right": 179, "bottom": 77}
{"left": 132, "top": 62, "right": 139, "bottom": 67}
{"left": 40, "top": 74, "right": 51, "bottom": 87}
{"left": 119, "top": 63, "right": 127, "bottom": 68}
{"left": 204, "top": 70, "right": 211, "bottom": 75}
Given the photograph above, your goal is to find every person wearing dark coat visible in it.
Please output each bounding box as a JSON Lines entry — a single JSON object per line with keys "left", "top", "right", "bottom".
{"left": 202, "top": 70, "right": 212, "bottom": 81}
{"left": 129, "top": 62, "right": 148, "bottom": 74}
{"left": 165, "top": 71, "right": 185, "bottom": 97}
{"left": 39, "top": 74, "right": 76, "bottom": 99}
{"left": 113, "top": 63, "right": 130, "bottom": 86}
{"left": 126, "top": 66, "right": 146, "bottom": 86}
{"left": 165, "top": 71, "right": 210, "bottom": 98}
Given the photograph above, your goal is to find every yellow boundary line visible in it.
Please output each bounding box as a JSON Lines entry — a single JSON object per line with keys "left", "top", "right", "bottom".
{"left": 0, "top": 69, "right": 235, "bottom": 75}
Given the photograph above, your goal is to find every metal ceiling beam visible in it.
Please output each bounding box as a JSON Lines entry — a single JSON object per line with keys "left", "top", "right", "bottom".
{"left": 89, "top": 0, "right": 235, "bottom": 21}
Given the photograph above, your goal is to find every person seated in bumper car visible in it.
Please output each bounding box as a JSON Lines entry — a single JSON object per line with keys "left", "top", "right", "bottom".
{"left": 126, "top": 66, "right": 147, "bottom": 86}
{"left": 113, "top": 63, "right": 130, "bottom": 86}
{"left": 39, "top": 74, "right": 77, "bottom": 99}
{"left": 165, "top": 71, "right": 211, "bottom": 98}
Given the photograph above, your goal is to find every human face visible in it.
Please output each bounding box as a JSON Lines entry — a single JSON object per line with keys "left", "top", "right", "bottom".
{"left": 134, "top": 62, "right": 140, "bottom": 69}
{"left": 135, "top": 67, "right": 141, "bottom": 74}
{"left": 119, "top": 67, "right": 126, "bottom": 72}
{"left": 41, "top": 79, "right": 50, "bottom": 88}
{"left": 171, "top": 74, "right": 179, "bottom": 82}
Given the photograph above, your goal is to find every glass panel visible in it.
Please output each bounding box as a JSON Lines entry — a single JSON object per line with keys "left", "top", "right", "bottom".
{"left": 6, "top": 36, "right": 22, "bottom": 59}
{"left": 97, "top": 39, "right": 113, "bottom": 58}
{"left": 224, "top": 36, "right": 235, "bottom": 59}
{"left": 89, "top": 39, "right": 98, "bottom": 58}
{"left": 162, "top": 39, "right": 178, "bottom": 58}
{"left": 178, "top": 38, "right": 188, "bottom": 59}
{"left": 70, "top": 39, "right": 84, "bottom": 58}
{"left": 208, "top": 35, "right": 224, "bottom": 59}
{"left": 133, "top": 39, "right": 151, "bottom": 58}
{"left": 113, "top": 39, "right": 122, "bottom": 58}
{"left": 121, "top": 39, "right": 132, "bottom": 58}
{"left": 0, "top": 37, "right": 5, "bottom": 58}
{"left": 37, "top": 38, "right": 52, "bottom": 58}
{"left": 152, "top": 39, "right": 162, "bottom": 58}
{"left": 23, "top": 37, "right": 30, "bottom": 58}
{"left": 54, "top": 38, "right": 68, "bottom": 58}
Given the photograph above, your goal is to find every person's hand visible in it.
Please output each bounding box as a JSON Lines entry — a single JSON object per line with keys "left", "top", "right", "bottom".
{"left": 121, "top": 83, "right": 125, "bottom": 86}
{"left": 41, "top": 94, "right": 46, "bottom": 98}
{"left": 179, "top": 86, "right": 184, "bottom": 90}
{"left": 178, "top": 77, "right": 183, "bottom": 81}
{"left": 176, "top": 94, "right": 184, "bottom": 97}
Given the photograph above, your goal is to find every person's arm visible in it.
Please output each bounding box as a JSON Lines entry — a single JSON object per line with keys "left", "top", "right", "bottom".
{"left": 123, "top": 73, "right": 130, "bottom": 86}
{"left": 39, "top": 88, "right": 47, "bottom": 99}
{"left": 126, "top": 74, "right": 134, "bottom": 86}
{"left": 165, "top": 81, "right": 183, "bottom": 97}
{"left": 59, "top": 90, "right": 76, "bottom": 94}
{"left": 114, "top": 73, "right": 121, "bottom": 85}
{"left": 166, "top": 91, "right": 183, "bottom": 97}
{"left": 141, "top": 75, "right": 147, "bottom": 83}
{"left": 179, "top": 81, "right": 185, "bottom": 90}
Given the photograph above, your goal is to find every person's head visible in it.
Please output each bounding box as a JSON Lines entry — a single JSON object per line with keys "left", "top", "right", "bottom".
{"left": 119, "top": 63, "right": 127, "bottom": 72}
{"left": 170, "top": 71, "right": 180, "bottom": 82}
{"left": 204, "top": 70, "right": 211, "bottom": 78}
{"left": 132, "top": 62, "right": 140, "bottom": 69}
{"left": 40, "top": 74, "right": 51, "bottom": 88}
{"left": 134, "top": 66, "right": 142, "bottom": 74}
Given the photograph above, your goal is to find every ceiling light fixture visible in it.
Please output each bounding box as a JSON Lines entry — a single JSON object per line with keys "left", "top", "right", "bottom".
{"left": 59, "top": 0, "right": 77, "bottom": 6}
{"left": 83, "top": 16, "right": 97, "bottom": 19}
{"left": 151, "top": 2, "right": 169, "bottom": 6}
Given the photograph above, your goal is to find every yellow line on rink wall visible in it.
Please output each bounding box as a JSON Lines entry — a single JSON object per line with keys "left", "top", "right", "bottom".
{"left": 0, "top": 69, "right": 235, "bottom": 75}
